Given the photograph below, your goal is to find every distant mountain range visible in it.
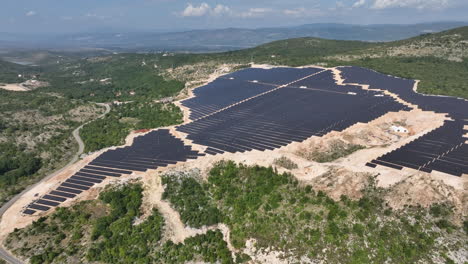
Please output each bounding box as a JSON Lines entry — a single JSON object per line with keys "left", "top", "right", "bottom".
{"left": 1, "top": 21, "right": 467, "bottom": 52}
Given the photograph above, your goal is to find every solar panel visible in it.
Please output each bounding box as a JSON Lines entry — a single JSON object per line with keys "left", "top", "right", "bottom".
{"left": 23, "top": 209, "right": 36, "bottom": 215}
{"left": 29, "top": 204, "right": 50, "bottom": 211}
{"left": 61, "top": 182, "right": 90, "bottom": 191}
{"left": 36, "top": 199, "right": 60, "bottom": 207}
{"left": 50, "top": 190, "right": 76, "bottom": 198}
{"left": 66, "top": 178, "right": 94, "bottom": 187}
{"left": 80, "top": 168, "right": 121, "bottom": 177}
{"left": 42, "top": 195, "right": 67, "bottom": 202}
{"left": 71, "top": 175, "right": 102, "bottom": 184}
{"left": 57, "top": 187, "right": 82, "bottom": 194}
{"left": 84, "top": 165, "right": 132, "bottom": 174}
{"left": 75, "top": 172, "right": 106, "bottom": 180}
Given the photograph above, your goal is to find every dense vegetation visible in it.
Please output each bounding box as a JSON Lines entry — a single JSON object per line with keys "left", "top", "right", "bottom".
{"left": 0, "top": 59, "right": 39, "bottom": 83}
{"left": 0, "top": 89, "right": 102, "bottom": 206}
{"left": 162, "top": 172, "right": 222, "bottom": 228}
{"left": 5, "top": 163, "right": 466, "bottom": 263}
{"left": 80, "top": 102, "right": 183, "bottom": 152}
{"left": 41, "top": 56, "right": 184, "bottom": 102}
{"left": 5, "top": 183, "right": 234, "bottom": 264}
{"left": 160, "top": 161, "right": 466, "bottom": 263}
{"left": 0, "top": 143, "right": 41, "bottom": 188}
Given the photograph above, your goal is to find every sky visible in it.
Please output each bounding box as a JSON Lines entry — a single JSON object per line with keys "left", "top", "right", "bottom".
{"left": 1, "top": 0, "right": 468, "bottom": 34}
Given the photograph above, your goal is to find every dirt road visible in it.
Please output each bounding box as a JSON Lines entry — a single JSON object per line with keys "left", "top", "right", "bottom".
{"left": 0, "top": 103, "right": 110, "bottom": 264}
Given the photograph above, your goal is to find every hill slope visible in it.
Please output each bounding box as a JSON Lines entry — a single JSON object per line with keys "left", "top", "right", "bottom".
{"left": 1, "top": 22, "right": 467, "bottom": 52}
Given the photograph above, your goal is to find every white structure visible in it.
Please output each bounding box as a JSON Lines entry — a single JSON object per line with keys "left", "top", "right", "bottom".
{"left": 390, "top": 125, "right": 408, "bottom": 133}
{"left": 347, "top": 92, "right": 357, "bottom": 95}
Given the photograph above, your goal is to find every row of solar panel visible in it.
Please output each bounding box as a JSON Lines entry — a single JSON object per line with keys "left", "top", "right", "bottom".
{"left": 178, "top": 84, "right": 408, "bottom": 155}
{"left": 24, "top": 129, "right": 202, "bottom": 215}
{"left": 23, "top": 164, "right": 124, "bottom": 215}
{"left": 181, "top": 67, "right": 325, "bottom": 120}
{"left": 338, "top": 66, "right": 467, "bottom": 121}
{"left": 367, "top": 120, "right": 467, "bottom": 176}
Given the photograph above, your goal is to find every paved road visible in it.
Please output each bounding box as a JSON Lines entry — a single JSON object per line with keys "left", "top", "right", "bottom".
{"left": 0, "top": 103, "right": 110, "bottom": 264}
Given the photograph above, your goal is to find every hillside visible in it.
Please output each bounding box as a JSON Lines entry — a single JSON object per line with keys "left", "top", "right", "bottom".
{"left": 0, "top": 26, "right": 467, "bottom": 264}
{"left": 1, "top": 22, "right": 467, "bottom": 52}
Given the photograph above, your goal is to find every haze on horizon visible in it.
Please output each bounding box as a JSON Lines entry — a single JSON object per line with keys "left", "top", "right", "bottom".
{"left": 2, "top": 0, "right": 468, "bottom": 34}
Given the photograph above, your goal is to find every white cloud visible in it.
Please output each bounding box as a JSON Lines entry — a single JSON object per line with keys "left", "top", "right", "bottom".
{"left": 179, "top": 3, "right": 276, "bottom": 19}
{"left": 283, "top": 7, "right": 322, "bottom": 17}
{"left": 353, "top": 0, "right": 366, "bottom": 8}
{"left": 182, "top": 3, "right": 211, "bottom": 17}
{"left": 212, "top": 4, "right": 231, "bottom": 15}
{"left": 238, "top": 8, "right": 272, "bottom": 18}
{"left": 372, "top": 0, "right": 449, "bottom": 9}
{"left": 181, "top": 3, "right": 230, "bottom": 17}
{"left": 26, "top": 10, "right": 36, "bottom": 16}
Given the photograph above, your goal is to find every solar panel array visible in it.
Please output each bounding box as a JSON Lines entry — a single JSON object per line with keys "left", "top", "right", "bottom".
{"left": 23, "top": 66, "right": 466, "bottom": 216}
{"left": 338, "top": 67, "right": 468, "bottom": 177}
{"left": 367, "top": 120, "right": 467, "bottom": 176}
{"left": 180, "top": 67, "right": 323, "bottom": 120}
{"left": 24, "top": 129, "right": 202, "bottom": 215}
{"left": 177, "top": 70, "right": 409, "bottom": 155}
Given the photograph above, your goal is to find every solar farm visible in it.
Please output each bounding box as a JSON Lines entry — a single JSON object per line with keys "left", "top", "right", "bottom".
{"left": 22, "top": 66, "right": 467, "bottom": 215}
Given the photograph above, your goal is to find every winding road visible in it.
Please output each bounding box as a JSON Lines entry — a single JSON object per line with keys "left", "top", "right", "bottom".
{"left": 0, "top": 103, "right": 111, "bottom": 264}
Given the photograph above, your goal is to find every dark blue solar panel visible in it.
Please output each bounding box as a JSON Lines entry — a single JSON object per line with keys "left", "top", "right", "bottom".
{"left": 29, "top": 204, "right": 50, "bottom": 211}
{"left": 23, "top": 209, "right": 36, "bottom": 215}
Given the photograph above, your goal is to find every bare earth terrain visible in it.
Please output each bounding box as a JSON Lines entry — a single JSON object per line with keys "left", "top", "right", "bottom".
{"left": 0, "top": 84, "right": 29, "bottom": 92}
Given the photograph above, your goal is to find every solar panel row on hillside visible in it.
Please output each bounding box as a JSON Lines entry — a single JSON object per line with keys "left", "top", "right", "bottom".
{"left": 181, "top": 67, "right": 324, "bottom": 120}
{"left": 339, "top": 67, "right": 468, "bottom": 176}
{"left": 368, "top": 120, "right": 467, "bottom": 176}
{"left": 178, "top": 78, "right": 408, "bottom": 154}
{"left": 23, "top": 129, "right": 202, "bottom": 215}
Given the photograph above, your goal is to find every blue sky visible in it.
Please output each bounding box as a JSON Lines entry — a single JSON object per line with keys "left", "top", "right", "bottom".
{"left": 2, "top": 0, "right": 468, "bottom": 33}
